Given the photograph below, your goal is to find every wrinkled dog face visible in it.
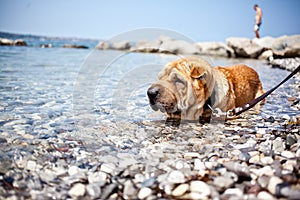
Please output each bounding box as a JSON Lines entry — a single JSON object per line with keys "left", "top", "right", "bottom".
{"left": 147, "top": 58, "right": 214, "bottom": 120}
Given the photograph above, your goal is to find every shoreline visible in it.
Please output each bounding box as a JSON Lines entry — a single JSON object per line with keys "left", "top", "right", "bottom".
{"left": 1, "top": 32, "right": 299, "bottom": 59}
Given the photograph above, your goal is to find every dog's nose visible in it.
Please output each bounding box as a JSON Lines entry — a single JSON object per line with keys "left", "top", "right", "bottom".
{"left": 147, "top": 86, "right": 160, "bottom": 103}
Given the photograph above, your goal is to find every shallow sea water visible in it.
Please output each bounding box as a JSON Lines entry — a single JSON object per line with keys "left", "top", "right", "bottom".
{"left": 0, "top": 46, "right": 299, "bottom": 152}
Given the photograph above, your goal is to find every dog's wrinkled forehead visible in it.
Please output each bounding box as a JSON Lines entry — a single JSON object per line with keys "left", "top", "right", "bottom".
{"left": 158, "top": 59, "right": 193, "bottom": 80}
{"left": 158, "top": 58, "right": 211, "bottom": 81}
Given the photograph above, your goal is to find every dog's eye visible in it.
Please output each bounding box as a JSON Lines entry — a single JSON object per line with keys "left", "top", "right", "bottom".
{"left": 174, "top": 78, "right": 185, "bottom": 84}
{"left": 195, "top": 73, "right": 207, "bottom": 80}
{"left": 173, "top": 78, "right": 185, "bottom": 89}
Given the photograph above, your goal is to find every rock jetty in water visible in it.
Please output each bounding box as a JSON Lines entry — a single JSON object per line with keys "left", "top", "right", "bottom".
{"left": 96, "top": 34, "right": 300, "bottom": 59}
{"left": 0, "top": 38, "right": 27, "bottom": 46}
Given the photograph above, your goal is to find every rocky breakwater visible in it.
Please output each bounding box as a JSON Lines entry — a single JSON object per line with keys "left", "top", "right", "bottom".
{"left": 0, "top": 38, "right": 27, "bottom": 46}
{"left": 96, "top": 34, "right": 300, "bottom": 59}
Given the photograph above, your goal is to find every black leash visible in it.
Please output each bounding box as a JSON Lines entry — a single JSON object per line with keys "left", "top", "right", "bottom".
{"left": 228, "top": 64, "right": 300, "bottom": 117}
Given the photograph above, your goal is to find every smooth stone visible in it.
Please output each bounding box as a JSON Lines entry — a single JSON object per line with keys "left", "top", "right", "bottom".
{"left": 123, "top": 180, "right": 136, "bottom": 199}
{"left": 100, "top": 184, "right": 118, "bottom": 200}
{"left": 256, "top": 128, "right": 266, "bottom": 135}
{"left": 223, "top": 161, "right": 250, "bottom": 177}
{"left": 281, "top": 114, "right": 290, "bottom": 120}
{"left": 190, "top": 180, "right": 211, "bottom": 197}
{"left": 141, "top": 177, "right": 156, "bottom": 188}
{"left": 138, "top": 187, "right": 152, "bottom": 199}
{"left": 175, "top": 161, "right": 185, "bottom": 169}
{"left": 286, "top": 135, "right": 297, "bottom": 147}
{"left": 280, "top": 186, "right": 300, "bottom": 199}
{"left": 194, "top": 159, "right": 205, "bottom": 170}
{"left": 249, "top": 155, "right": 260, "bottom": 164}
{"left": 167, "top": 170, "right": 185, "bottom": 184}
{"left": 238, "top": 152, "right": 251, "bottom": 162}
{"left": 230, "top": 149, "right": 242, "bottom": 157}
{"left": 184, "top": 152, "right": 200, "bottom": 158}
{"left": 68, "top": 183, "right": 86, "bottom": 197}
{"left": 172, "top": 183, "right": 189, "bottom": 197}
{"left": 257, "top": 191, "right": 275, "bottom": 200}
{"left": 257, "top": 175, "right": 270, "bottom": 188}
{"left": 272, "top": 139, "right": 285, "bottom": 154}
{"left": 181, "top": 192, "right": 210, "bottom": 200}
{"left": 267, "top": 176, "right": 283, "bottom": 195}
{"left": 264, "top": 116, "right": 276, "bottom": 123}
{"left": 282, "top": 160, "right": 296, "bottom": 171}
{"left": 213, "top": 176, "right": 234, "bottom": 189}
{"left": 100, "top": 163, "right": 116, "bottom": 174}
{"left": 26, "top": 160, "right": 37, "bottom": 171}
{"left": 86, "top": 183, "right": 101, "bottom": 198}
{"left": 223, "top": 188, "right": 243, "bottom": 197}
{"left": 134, "top": 173, "right": 145, "bottom": 183}
{"left": 260, "top": 156, "right": 274, "bottom": 165}
{"left": 248, "top": 151, "right": 260, "bottom": 157}
{"left": 252, "top": 166, "right": 274, "bottom": 177}
{"left": 88, "top": 171, "right": 107, "bottom": 184}
{"left": 281, "top": 150, "right": 295, "bottom": 158}
{"left": 68, "top": 165, "right": 80, "bottom": 176}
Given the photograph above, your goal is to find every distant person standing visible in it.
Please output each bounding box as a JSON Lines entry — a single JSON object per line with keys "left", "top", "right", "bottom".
{"left": 253, "top": 4, "right": 262, "bottom": 38}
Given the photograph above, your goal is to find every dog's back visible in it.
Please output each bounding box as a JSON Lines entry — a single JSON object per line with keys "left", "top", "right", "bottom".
{"left": 217, "top": 65, "right": 264, "bottom": 107}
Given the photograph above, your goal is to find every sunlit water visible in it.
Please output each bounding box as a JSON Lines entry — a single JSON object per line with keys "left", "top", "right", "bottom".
{"left": 0, "top": 46, "right": 299, "bottom": 150}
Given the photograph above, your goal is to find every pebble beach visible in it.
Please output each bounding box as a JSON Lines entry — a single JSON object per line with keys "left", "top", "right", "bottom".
{"left": 0, "top": 33, "right": 300, "bottom": 200}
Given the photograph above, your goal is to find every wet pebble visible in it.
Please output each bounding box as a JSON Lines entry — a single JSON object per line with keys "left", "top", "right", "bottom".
{"left": 68, "top": 183, "right": 86, "bottom": 198}
{"left": 86, "top": 183, "right": 101, "bottom": 198}
{"left": 267, "top": 176, "right": 283, "bottom": 195}
{"left": 26, "top": 160, "right": 37, "bottom": 171}
{"left": 88, "top": 171, "right": 107, "bottom": 184}
{"left": 167, "top": 170, "right": 185, "bottom": 184}
{"left": 213, "top": 176, "right": 234, "bottom": 190}
{"left": 223, "top": 161, "right": 250, "bottom": 177}
{"left": 138, "top": 187, "right": 152, "bottom": 199}
{"left": 190, "top": 180, "right": 211, "bottom": 197}
{"left": 272, "top": 138, "right": 285, "bottom": 154}
{"left": 100, "top": 163, "right": 116, "bottom": 174}
{"left": 238, "top": 152, "right": 251, "bottom": 162}
{"left": 281, "top": 150, "right": 295, "bottom": 158}
{"left": 172, "top": 183, "right": 189, "bottom": 197}
{"left": 123, "top": 180, "right": 136, "bottom": 199}
{"left": 223, "top": 188, "right": 243, "bottom": 198}
{"left": 257, "top": 191, "right": 275, "bottom": 200}
{"left": 260, "top": 156, "right": 274, "bottom": 165}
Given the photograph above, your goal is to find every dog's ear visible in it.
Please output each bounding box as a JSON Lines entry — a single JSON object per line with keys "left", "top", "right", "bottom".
{"left": 190, "top": 66, "right": 207, "bottom": 80}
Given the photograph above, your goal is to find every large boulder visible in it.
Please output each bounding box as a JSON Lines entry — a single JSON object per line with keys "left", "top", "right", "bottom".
{"left": 0, "top": 38, "right": 27, "bottom": 46}
{"left": 159, "top": 39, "right": 201, "bottom": 55}
{"left": 96, "top": 41, "right": 111, "bottom": 50}
{"left": 272, "top": 35, "right": 300, "bottom": 57}
{"left": 62, "top": 44, "right": 88, "bottom": 49}
{"left": 252, "top": 36, "right": 275, "bottom": 49}
{"left": 0, "top": 38, "right": 14, "bottom": 46}
{"left": 197, "top": 42, "right": 234, "bottom": 57}
{"left": 14, "top": 39, "right": 27, "bottom": 46}
{"left": 131, "top": 39, "right": 161, "bottom": 53}
{"left": 111, "top": 41, "right": 131, "bottom": 50}
{"left": 269, "top": 57, "right": 300, "bottom": 71}
{"left": 226, "top": 37, "right": 264, "bottom": 58}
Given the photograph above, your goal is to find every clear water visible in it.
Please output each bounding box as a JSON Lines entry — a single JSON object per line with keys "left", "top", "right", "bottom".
{"left": 0, "top": 45, "right": 299, "bottom": 148}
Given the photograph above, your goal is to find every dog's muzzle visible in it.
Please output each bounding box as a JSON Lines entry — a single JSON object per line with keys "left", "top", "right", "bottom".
{"left": 147, "top": 85, "right": 160, "bottom": 105}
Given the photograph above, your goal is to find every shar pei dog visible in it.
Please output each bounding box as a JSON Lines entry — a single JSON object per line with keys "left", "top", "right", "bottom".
{"left": 147, "top": 57, "right": 264, "bottom": 124}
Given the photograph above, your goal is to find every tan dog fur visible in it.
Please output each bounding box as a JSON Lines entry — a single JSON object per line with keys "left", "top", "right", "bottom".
{"left": 147, "top": 57, "right": 264, "bottom": 122}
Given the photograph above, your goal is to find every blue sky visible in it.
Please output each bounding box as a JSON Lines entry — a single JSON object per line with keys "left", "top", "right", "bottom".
{"left": 0, "top": 0, "right": 299, "bottom": 42}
